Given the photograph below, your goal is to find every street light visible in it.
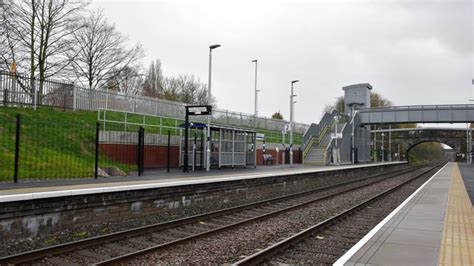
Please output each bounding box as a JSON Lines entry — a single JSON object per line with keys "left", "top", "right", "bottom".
{"left": 206, "top": 44, "right": 221, "bottom": 172}
{"left": 290, "top": 80, "right": 299, "bottom": 166}
{"left": 252, "top": 60, "right": 260, "bottom": 125}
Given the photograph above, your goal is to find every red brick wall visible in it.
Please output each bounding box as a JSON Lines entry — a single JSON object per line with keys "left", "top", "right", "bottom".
{"left": 100, "top": 144, "right": 302, "bottom": 168}
{"left": 100, "top": 144, "right": 180, "bottom": 168}
{"left": 256, "top": 149, "right": 302, "bottom": 165}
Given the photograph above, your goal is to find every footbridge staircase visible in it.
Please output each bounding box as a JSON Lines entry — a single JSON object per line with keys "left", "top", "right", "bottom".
{"left": 303, "top": 111, "right": 347, "bottom": 165}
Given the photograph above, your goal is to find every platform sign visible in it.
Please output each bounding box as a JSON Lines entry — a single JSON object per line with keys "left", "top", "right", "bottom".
{"left": 331, "top": 133, "right": 343, "bottom": 139}
{"left": 183, "top": 105, "right": 212, "bottom": 172}
{"left": 186, "top": 105, "right": 212, "bottom": 115}
{"left": 256, "top": 133, "right": 265, "bottom": 140}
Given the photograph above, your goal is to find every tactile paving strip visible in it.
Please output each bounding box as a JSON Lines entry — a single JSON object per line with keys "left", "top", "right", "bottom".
{"left": 439, "top": 163, "right": 474, "bottom": 266}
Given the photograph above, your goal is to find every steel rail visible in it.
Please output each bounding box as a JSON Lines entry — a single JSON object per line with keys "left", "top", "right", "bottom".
{"left": 0, "top": 165, "right": 418, "bottom": 265}
{"left": 93, "top": 165, "right": 428, "bottom": 265}
{"left": 233, "top": 162, "right": 445, "bottom": 265}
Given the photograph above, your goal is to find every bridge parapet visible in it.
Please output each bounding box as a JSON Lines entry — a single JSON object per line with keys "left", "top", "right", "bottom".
{"left": 357, "top": 104, "right": 474, "bottom": 125}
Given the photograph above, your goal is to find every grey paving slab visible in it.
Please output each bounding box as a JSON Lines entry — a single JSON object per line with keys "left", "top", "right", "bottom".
{"left": 343, "top": 162, "right": 453, "bottom": 266}
{"left": 397, "top": 217, "right": 445, "bottom": 232}
{"left": 368, "top": 243, "right": 439, "bottom": 266}
{"left": 406, "top": 209, "right": 446, "bottom": 220}
{"left": 384, "top": 228, "right": 442, "bottom": 247}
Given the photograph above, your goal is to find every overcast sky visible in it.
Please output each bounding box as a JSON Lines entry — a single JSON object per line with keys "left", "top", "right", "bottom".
{"left": 92, "top": 0, "right": 473, "bottom": 125}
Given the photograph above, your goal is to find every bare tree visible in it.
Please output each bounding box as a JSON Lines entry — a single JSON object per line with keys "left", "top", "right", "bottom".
{"left": 107, "top": 65, "right": 144, "bottom": 95}
{"left": 1, "top": 0, "right": 87, "bottom": 93}
{"left": 272, "top": 111, "right": 284, "bottom": 120}
{"left": 142, "top": 59, "right": 164, "bottom": 97}
{"left": 141, "top": 60, "right": 213, "bottom": 105}
{"left": 69, "top": 9, "right": 144, "bottom": 90}
{"left": 163, "top": 75, "right": 210, "bottom": 105}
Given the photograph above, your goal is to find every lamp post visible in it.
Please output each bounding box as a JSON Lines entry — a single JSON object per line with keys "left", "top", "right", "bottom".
{"left": 206, "top": 44, "right": 221, "bottom": 172}
{"left": 290, "top": 80, "right": 299, "bottom": 166}
{"left": 252, "top": 60, "right": 259, "bottom": 126}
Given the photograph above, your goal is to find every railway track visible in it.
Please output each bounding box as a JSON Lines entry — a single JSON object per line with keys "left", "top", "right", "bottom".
{"left": 234, "top": 162, "right": 445, "bottom": 265}
{"left": 0, "top": 164, "right": 429, "bottom": 265}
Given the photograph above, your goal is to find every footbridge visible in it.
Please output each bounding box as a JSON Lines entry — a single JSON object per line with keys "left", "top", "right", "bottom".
{"left": 357, "top": 104, "right": 474, "bottom": 125}
{"left": 303, "top": 83, "right": 473, "bottom": 166}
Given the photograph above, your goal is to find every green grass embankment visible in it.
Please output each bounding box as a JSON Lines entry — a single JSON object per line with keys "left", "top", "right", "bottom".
{"left": 0, "top": 107, "right": 134, "bottom": 180}
{"left": 0, "top": 107, "right": 304, "bottom": 180}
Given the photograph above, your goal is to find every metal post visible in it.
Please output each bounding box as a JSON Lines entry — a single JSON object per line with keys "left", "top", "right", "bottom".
{"left": 206, "top": 44, "right": 220, "bottom": 172}
{"left": 193, "top": 129, "right": 197, "bottom": 172}
{"left": 335, "top": 116, "right": 339, "bottom": 165}
{"left": 351, "top": 105, "right": 355, "bottom": 165}
{"left": 133, "top": 94, "right": 137, "bottom": 112}
{"left": 105, "top": 88, "right": 109, "bottom": 110}
{"left": 470, "top": 126, "right": 472, "bottom": 164}
{"left": 398, "top": 143, "right": 401, "bottom": 161}
{"left": 373, "top": 126, "right": 377, "bottom": 162}
{"left": 13, "top": 114, "right": 20, "bottom": 183}
{"left": 167, "top": 130, "right": 171, "bottom": 173}
{"left": 218, "top": 128, "right": 222, "bottom": 169}
{"left": 137, "top": 126, "right": 144, "bottom": 176}
{"left": 290, "top": 85, "right": 293, "bottom": 166}
{"left": 290, "top": 81, "right": 297, "bottom": 166}
{"left": 252, "top": 60, "right": 259, "bottom": 126}
{"left": 73, "top": 85, "right": 77, "bottom": 111}
{"left": 381, "top": 132, "right": 385, "bottom": 162}
{"left": 282, "top": 130, "right": 285, "bottom": 145}
{"left": 33, "top": 84, "right": 37, "bottom": 110}
{"left": 94, "top": 121, "right": 99, "bottom": 179}
{"left": 388, "top": 124, "right": 392, "bottom": 161}
{"left": 184, "top": 109, "right": 189, "bottom": 172}
{"left": 467, "top": 123, "right": 470, "bottom": 163}
{"left": 232, "top": 130, "right": 235, "bottom": 168}
{"left": 469, "top": 123, "right": 472, "bottom": 164}
{"left": 200, "top": 131, "right": 204, "bottom": 170}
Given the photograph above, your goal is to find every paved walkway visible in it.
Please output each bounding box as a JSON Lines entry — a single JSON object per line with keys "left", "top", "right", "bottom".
{"left": 0, "top": 162, "right": 405, "bottom": 203}
{"left": 336, "top": 162, "right": 474, "bottom": 266}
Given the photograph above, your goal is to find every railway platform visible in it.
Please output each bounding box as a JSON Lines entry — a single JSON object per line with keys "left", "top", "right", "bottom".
{"left": 0, "top": 161, "right": 405, "bottom": 202}
{"left": 336, "top": 162, "right": 474, "bottom": 266}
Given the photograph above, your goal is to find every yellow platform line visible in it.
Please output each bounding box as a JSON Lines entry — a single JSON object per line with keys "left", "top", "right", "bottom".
{"left": 439, "top": 163, "right": 474, "bottom": 266}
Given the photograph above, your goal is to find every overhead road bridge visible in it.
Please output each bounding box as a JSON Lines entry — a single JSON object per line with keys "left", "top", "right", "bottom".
{"left": 357, "top": 104, "right": 474, "bottom": 125}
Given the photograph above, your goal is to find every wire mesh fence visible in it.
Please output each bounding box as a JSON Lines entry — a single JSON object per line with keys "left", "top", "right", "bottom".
{"left": 0, "top": 107, "right": 304, "bottom": 182}
{"left": 0, "top": 112, "right": 97, "bottom": 181}
{"left": 0, "top": 109, "right": 180, "bottom": 182}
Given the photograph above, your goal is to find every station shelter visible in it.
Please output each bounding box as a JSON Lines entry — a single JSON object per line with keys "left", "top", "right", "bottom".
{"left": 178, "top": 122, "right": 257, "bottom": 170}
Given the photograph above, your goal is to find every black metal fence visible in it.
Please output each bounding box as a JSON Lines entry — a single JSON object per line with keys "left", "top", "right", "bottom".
{"left": 1, "top": 113, "right": 97, "bottom": 181}
{"left": 0, "top": 70, "right": 74, "bottom": 109}
{"left": 0, "top": 110, "right": 180, "bottom": 182}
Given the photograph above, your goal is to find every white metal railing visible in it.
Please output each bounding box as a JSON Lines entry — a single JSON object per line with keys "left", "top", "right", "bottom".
{"left": 359, "top": 104, "right": 474, "bottom": 112}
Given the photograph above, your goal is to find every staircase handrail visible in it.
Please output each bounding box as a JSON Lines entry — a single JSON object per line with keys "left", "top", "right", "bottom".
{"left": 302, "top": 116, "right": 337, "bottom": 159}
